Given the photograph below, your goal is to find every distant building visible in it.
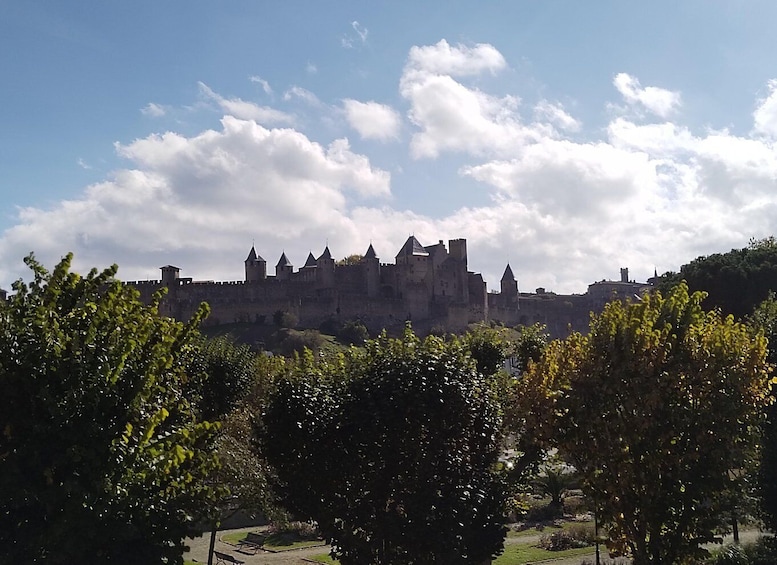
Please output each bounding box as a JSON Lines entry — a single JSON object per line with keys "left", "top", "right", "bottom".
{"left": 124, "top": 236, "right": 652, "bottom": 338}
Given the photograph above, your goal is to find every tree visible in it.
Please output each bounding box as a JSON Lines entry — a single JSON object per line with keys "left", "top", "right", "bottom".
{"left": 749, "top": 293, "right": 777, "bottom": 532}
{"left": 0, "top": 254, "right": 220, "bottom": 564}
{"left": 263, "top": 327, "right": 507, "bottom": 565}
{"left": 660, "top": 236, "right": 777, "bottom": 320}
{"left": 189, "top": 335, "right": 260, "bottom": 421}
{"left": 525, "top": 283, "right": 772, "bottom": 564}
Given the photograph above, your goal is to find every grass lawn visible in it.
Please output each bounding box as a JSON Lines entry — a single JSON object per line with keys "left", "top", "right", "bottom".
{"left": 309, "top": 542, "right": 595, "bottom": 564}
{"left": 222, "top": 530, "right": 325, "bottom": 551}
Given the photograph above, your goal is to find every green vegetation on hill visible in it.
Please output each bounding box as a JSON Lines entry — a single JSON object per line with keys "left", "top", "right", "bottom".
{"left": 661, "top": 237, "right": 777, "bottom": 319}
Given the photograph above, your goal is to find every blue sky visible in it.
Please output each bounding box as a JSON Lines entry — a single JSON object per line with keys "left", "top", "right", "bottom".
{"left": 2, "top": 1, "right": 777, "bottom": 294}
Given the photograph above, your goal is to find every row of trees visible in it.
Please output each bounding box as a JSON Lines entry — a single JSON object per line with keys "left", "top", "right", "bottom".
{"left": 1, "top": 253, "right": 776, "bottom": 564}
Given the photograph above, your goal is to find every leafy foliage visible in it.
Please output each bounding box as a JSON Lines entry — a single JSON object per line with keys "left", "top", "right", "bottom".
{"left": 661, "top": 236, "right": 777, "bottom": 319}
{"left": 749, "top": 293, "right": 777, "bottom": 532}
{"left": 0, "top": 254, "right": 220, "bottom": 564}
{"left": 190, "top": 335, "right": 261, "bottom": 420}
{"left": 263, "top": 327, "right": 507, "bottom": 565}
{"left": 526, "top": 283, "right": 772, "bottom": 564}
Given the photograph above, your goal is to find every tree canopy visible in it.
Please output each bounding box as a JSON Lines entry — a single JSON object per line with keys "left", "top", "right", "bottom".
{"left": 0, "top": 254, "right": 220, "bottom": 564}
{"left": 661, "top": 236, "right": 777, "bottom": 319}
{"left": 524, "top": 283, "right": 772, "bottom": 564}
{"left": 263, "top": 327, "right": 507, "bottom": 565}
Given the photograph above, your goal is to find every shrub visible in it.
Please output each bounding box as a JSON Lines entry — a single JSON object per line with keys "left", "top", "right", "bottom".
{"left": 538, "top": 523, "right": 594, "bottom": 551}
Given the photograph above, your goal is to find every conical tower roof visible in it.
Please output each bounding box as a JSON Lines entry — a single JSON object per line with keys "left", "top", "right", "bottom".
{"left": 304, "top": 252, "right": 317, "bottom": 268}
{"left": 245, "top": 245, "right": 265, "bottom": 263}
{"left": 501, "top": 264, "right": 515, "bottom": 282}
{"left": 396, "top": 235, "right": 428, "bottom": 258}
{"left": 364, "top": 243, "right": 377, "bottom": 259}
{"left": 318, "top": 246, "right": 332, "bottom": 261}
{"left": 276, "top": 252, "right": 292, "bottom": 267}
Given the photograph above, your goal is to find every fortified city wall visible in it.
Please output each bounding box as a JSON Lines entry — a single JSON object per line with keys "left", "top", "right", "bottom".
{"left": 125, "top": 236, "right": 652, "bottom": 339}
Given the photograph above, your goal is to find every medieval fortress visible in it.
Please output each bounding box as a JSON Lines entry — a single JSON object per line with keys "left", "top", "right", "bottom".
{"left": 126, "top": 236, "right": 652, "bottom": 338}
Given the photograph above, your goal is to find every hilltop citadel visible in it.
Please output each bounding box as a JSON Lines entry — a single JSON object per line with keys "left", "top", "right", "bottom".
{"left": 126, "top": 236, "right": 653, "bottom": 338}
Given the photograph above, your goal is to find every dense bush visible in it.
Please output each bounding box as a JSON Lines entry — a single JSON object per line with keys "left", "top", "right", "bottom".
{"left": 538, "top": 524, "right": 594, "bottom": 551}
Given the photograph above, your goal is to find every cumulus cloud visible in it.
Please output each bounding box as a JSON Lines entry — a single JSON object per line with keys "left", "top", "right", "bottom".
{"left": 613, "top": 72, "right": 681, "bottom": 118}
{"left": 753, "top": 79, "right": 777, "bottom": 138}
{"left": 343, "top": 100, "right": 401, "bottom": 141}
{"left": 198, "top": 82, "right": 294, "bottom": 125}
{"left": 0, "top": 116, "right": 391, "bottom": 285}
{"left": 405, "top": 39, "right": 506, "bottom": 77}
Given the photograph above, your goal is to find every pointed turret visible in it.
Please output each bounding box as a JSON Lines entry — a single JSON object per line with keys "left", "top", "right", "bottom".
{"left": 245, "top": 245, "right": 267, "bottom": 282}
{"left": 363, "top": 243, "right": 380, "bottom": 298}
{"left": 276, "top": 252, "right": 293, "bottom": 280}
{"left": 500, "top": 263, "right": 518, "bottom": 306}
{"left": 318, "top": 246, "right": 332, "bottom": 261}
{"left": 276, "top": 252, "right": 292, "bottom": 267}
{"left": 304, "top": 252, "right": 317, "bottom": 268}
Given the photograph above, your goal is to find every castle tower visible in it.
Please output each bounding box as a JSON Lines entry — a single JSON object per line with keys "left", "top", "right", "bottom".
{"left": 448, "top": 238, "right": 467, "bottom": 266}
{"left": 276, "top": 252, "right": 293, "bottom": 280}
{"left": 448, "top": 238, "right": 469, "bottom": 302}
{"left": 160, "top": 265, "right": 180, "bottom": 286}
{"left": 500, "top": 263, "right": 519, "bottom": 306}
{"left": 316, "top": 245, "right": 335, "bottom": 287}
{"left": 363, "top": 243, "right": 380, "bottom": 298}
{"left": 620, "top": 267, "right": 629, "bottom": 283}
{"left": 244, "top": 246, "right": 267, "bottom": 282}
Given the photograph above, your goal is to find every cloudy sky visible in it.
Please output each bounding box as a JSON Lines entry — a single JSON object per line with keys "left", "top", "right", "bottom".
{"left": 2, "top": 1, "right": 777, "bottom": 294}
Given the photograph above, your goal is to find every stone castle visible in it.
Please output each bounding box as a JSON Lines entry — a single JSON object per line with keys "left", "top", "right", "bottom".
{"left": 125, "top": 236, "right": 652, "bottom": 338}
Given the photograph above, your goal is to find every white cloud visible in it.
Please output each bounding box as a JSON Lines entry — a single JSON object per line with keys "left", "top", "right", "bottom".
{"left": 0, "top": 117, "right": 391, "bottom": 286}
{"left": 405, "top": 39, "right": 506, "bottom": 77}
{"left": 249, "top": 75, "right": 273, "bottom": 95}
{"left": 283, "top": 86, "right": 321, "bottom": 106}
{"left": 140, "top": 102, "right": 167, "bottom": 117}
{"left": 198, "top": 82, "right": 294, "bottom": 125}
{"left": 306, "top": 62, "right": 317, "bottom": 74}
{"left": 613, "top": 73, "right": 681, "bottom": 118}
{"left": 342, "top": 100, "right": 401, "bottom": 141}
{"left": 753, "top": 79, "right": 777, "bottom": 138}
{"left": 533, "top": 101, "right": 581, "bottom": 132}
{"left": 400, "top": 42, "right": 538, "bottom": 159}
{"left": 77, "top": 158, "right": 92, "bottom": 170}
{"left": 342, "top": 20, "right": 369, "bottom": 48}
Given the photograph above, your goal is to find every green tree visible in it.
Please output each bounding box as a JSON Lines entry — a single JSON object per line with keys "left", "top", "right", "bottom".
{"left": 749, "top": 293, "right": 777, "bottom": 532}
{"left": 660, "top": 236, "right": 777, "bottom": 319}
{"left": 263, "top": 327, "right": 507, "bottom": 565}
{"left": 0, "top": 254, "right": 220, "bottom": 564}
{"left": 190, "top": 335, "right": 261, "bottom": 420}
{"left": 526, "top": 283, "right": 772, "bottom": 564}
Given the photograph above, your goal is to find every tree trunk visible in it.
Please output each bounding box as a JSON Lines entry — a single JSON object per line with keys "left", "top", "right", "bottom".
{"left": 207, "top": 523, "right": 218, "bottom": 565}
